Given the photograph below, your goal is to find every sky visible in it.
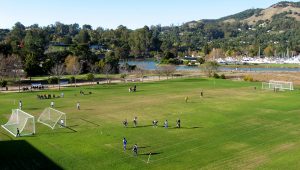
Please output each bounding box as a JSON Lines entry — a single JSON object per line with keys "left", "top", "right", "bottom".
{"left": 0, "top": 0, "right": 299, "bottom": 29}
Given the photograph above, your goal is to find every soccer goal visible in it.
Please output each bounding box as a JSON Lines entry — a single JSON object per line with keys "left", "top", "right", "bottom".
{"left": 1, "top": 109, "right": 35, "bottom": 137}
{"left": 262, "top": 80, "right": 294, "bottom": 91}
{"left": 38, "top": 107, "right": 66, "bottom": 129}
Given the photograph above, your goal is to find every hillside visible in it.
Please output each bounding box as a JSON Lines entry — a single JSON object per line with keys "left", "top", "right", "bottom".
{"left": 220, "top": 1, "right": 300, "bottom": 24}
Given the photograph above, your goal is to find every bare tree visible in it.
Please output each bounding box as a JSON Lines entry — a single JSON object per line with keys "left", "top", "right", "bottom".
{"left": 65, "top": 55, "right": 81, "bottom": 87}
{"left": 50, "top": 63, "right": 65, "bottom": 90}
{"left": 134, "top": 64, "right": 147, "bottom": 82}
{"left": 201, "top": 61, "right": 219, "bottom": 77}
{"left": 160, "top": 65, "right": 176, "bottom": 80}
{"left": 0, "top": 54, "right": 23, "bottom": 91}
{"left": 155, "top": 66, "right": 164, "bottom": 80}
{"left": 102, "top": 64, "right": 112, "bottom": 84}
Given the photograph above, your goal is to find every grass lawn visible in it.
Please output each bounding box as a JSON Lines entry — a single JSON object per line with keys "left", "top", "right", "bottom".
{"left": 1, "top": 78, "right": 300, "bottom": 169}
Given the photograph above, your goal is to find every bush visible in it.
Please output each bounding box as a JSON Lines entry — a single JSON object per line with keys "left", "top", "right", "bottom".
{"left": 0, "top": 80, "right": 7, "bottom": 87}
{"left": 243, "top": 75, "right": 254, "bottom": 82}
{"left": 69, "top": 76, "right": 75, "bottom": 83}
{"left": 120, "top": 74, "right": 127, "bottom": 79}
{"left": 220, "top": 74, "right": 226, "bottom": 79}
{"left": 47, "top": 77, "right": 59, "bottom": 84}
{"left": 86, "top": 73, "right": 94, "bottom": 81}
{"left": 213, "top": 73, "right": 220, "bottom": 79}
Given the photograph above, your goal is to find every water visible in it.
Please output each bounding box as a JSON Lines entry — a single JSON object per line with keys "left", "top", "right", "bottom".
{"left": 121, "top": 60, "right": 300, "bottom": 72}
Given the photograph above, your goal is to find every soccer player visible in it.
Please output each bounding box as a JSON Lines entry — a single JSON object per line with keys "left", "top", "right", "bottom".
{"left": 50, "top": 101, "right": 54, "bottom": 108}
{"left": 177, "top": 119, "right": 181, "bottom": 128}
{"left": 133, "top": 117, "right": 137, "bottom": 127}
{"left": 164, "top": 120, "right": 168, "bottom": 128}
{"left": 185, "top": 96, "right": 189, "bottom": 103}
{"left": 77, "top": 102, "right": 80, "bottom": 110}
{"left": 19, "top": 100, "right": 22, "bottom": 110}
{"left": 133, "top": 144, "right": 138, "bottom": 156}
{"left": 123, "top": 137, "right": 127, "bottom": 151}
{"left": 16, "top": 128, "right": 20, "bottom": 137}
{"left": 200, "top": 91, "right": 203, "bottom": 97}
{"left": 123, "top": 119, "right": 128, "bottom": 127}
{"left": 152, "top": 120, "right": 158, "bottom": 127}
{"left": 60, "top": 119, "right": 64, "bottom": 127}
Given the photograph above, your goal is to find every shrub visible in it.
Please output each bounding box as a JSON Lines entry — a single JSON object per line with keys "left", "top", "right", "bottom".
{"left": 0, "top": 80, "right": 7, "bottom": 87}
{"left": 69, "top": 76, "right": 75, "bottom": 83}
{"left": 213, "top": 73, "right": 220, "bottom": 79}
{"left": 220, "top": 74, "right": 226, "bottom": 79}
{"left": 47, "top": 77, "right": 59, "bottom": 84}
{"left": 86, "top": 73, "right": 94, "bottom": 81}
{"left": 243, "top": 75, "right": 254, "bottom": 82}
{"left": 120, "top": 74, "right": 127, "bottom": 79}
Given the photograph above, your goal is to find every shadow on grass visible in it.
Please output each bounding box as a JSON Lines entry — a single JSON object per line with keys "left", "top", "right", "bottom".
{"left": 80, "top": 118, "right": 101, "bottom": 126}
{"left": 0, "top": 132, "right": 13, "bottom": 140}
{"left": 0, "top": 140, "right": 62, "bottom": 169}
{"left": 128, "top": 125, "right": 153, "bottom": 128}
{"left": 140, "top": 152, "right": 162, "bottom": 155}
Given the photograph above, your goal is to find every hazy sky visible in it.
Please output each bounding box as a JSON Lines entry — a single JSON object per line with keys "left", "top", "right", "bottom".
{"left": 0, "top": 0, "right": 298, "bottom": 29}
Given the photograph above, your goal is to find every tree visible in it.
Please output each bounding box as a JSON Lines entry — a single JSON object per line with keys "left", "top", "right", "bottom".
{"left": 74, "top": 30, "right": 90, "bottom": 44}
{"left": 50, "top": 63, "right": 65, "bottom": 90}
{"left": 103, "top": 63, "right": 112, "bottom": 84}
{"left": 202, "top": 61, "right": 219, "bottom": 77}
{"left": 264, "top": 45, "right": 274, "bottom": 57}
{"left": 160, "top": 65, "right": 176, "bottom": 80}
{"left": 65, "top": 55, "right": 81, "bottom": 87}
{"left": 155, "top": 66, "right": 164, "bottom": 80}
{"left": 24, "top": 54, "right": 42, "bottom": 77}
{"left": 134, "top": 64, "right": 147, "bottom": 82}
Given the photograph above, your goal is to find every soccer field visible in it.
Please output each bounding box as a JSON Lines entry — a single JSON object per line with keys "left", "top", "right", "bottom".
{"left": 1, "top": 78, "right": 300, "bottom": 169}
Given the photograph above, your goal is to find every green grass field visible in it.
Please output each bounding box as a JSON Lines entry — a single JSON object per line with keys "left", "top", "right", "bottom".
{"left": 1, "top": 78, "right": 300, "bottom": 169}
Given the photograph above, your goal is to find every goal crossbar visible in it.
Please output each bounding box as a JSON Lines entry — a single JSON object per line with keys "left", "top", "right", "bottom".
{"left": 1, "top": 109, "right": 35, "bottom": 137}
{"left": 37, "top": 107, "right": 66, "bottom": 129}
{"left": 262, "top": 80, "right": 294, "bottom": 91}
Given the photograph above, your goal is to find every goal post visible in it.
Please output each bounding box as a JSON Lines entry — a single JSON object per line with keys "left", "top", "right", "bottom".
{"left": 1, "top": 109, "right": 35, "bottom": 137}
{"left": 37, "top": 107, "right": 66, "bottom": 129}
{"left": 262, "top": 80, "right": 293, "bottom": 91}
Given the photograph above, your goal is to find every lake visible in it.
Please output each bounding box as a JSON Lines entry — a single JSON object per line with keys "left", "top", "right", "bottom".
{"left": 121, "top": 60, "right": 300, "bottom": 72}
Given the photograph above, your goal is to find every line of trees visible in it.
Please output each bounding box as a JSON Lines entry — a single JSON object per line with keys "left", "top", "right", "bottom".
{"left": 0, "top": 14, "right": 299, "bottom": 79}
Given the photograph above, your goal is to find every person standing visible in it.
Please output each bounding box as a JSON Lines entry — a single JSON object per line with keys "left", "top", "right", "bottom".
{"left": 16, "top": 128, "right": 20, "bottom": 137}
{"left": 123, "top": 137, "right": 127, "bottom": 151}
{"left": 177, "top": 119, "right": 181, "bottom": 128}
{"left": 164, "top": 120, "right": 168, "bottom": 128}
{"left": 60, "top": 119, "right": 64, "bottom": 127}
{"left": 77, "top": 102, "right": 80, "bottom": 110}
{"left": 123, "top": 119, "right": 128, "bottom": 127}
{"left": 19, "top": 100, "right": 22, "bottom": 110}
{"left": 50, "top": 101, "right": 54, "bottom": 108}
{"left": 133, "top": 144, "right": 138, "bottom": 156}
{"left": 185, "top": 96, "right": 189, "bottom": 103}
{"left": 133, "top": 117, "right": 137, "bottom": 127}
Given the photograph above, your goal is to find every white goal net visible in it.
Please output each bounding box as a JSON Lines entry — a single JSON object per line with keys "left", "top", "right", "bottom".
{"left": 38, "top": 107, "right": 66, "bottom": 129}
{"left": 1, "top": 109, "right": 35, "bottom": 137}
{"left": 262, "top": 80, "right": 294, "bottom": 91}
